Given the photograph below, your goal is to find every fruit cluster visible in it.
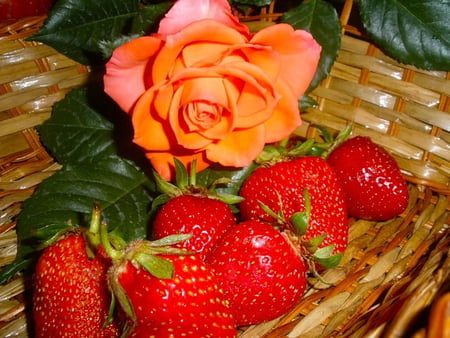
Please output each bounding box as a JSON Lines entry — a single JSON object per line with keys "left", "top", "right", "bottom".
{"left": 32, "top": 130, "right": 409, "bottom": 337}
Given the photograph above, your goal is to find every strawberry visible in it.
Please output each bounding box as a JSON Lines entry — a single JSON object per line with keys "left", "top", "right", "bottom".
{"left": 32, "top": 229, "right": 120, "bottom": 337}
{"left": 105, "top": 236, "right": 237, "bottom": 337}
{"left": 151, "top": 158, "right": 239, "bottom": 259}
{"left": 152, "top": 194, "right": 237, "bottom": 259}
{"left": 128, "top": 320, "right": 218, "bottom": 337}
{"left": 327, "top": 136, "right": 409, "bottom": 220}
{"left": 205, "top": 220, "right": 308, "bottom": 326}
{"left": 239, "top": 155, "right": 348, "bottom": 256}
{"left": 0, "top": 0, "right": 54, "bottom": 21}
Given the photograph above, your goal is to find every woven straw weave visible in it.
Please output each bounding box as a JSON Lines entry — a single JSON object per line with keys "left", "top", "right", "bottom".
{"left": 0, "top": 1, "right": 449, "bottom": 337}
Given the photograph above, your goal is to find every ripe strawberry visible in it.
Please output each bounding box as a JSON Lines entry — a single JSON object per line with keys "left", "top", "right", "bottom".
{"left": 128, "top": 320, "right": 219, "bottom": 337}
{"left": 0, "top": 0, "right": 54, "bottom": 21}
{"left": 239, "top": 156, "right": 348, "bottom": 256}
{"left": 327, "top": 136, "right": 409, "bottom": 220}
{"left": 108, "top": 242, "right": 236, "bottom": 337}
{"left": 151, "top": 158, "right": 239, "bottom": 259}
{"left": 32, "top": 232, "right": 119, "bottom": 337}
{"left": 205, "top": 220, "right": 308, "bottom": 326}
{"left": 152, "top": 194, "right": 237, "bottom": 259}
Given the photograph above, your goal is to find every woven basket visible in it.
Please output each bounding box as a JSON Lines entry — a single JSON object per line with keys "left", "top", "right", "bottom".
{"left": 0, "top": 1, "right": 449, "bottom": 337}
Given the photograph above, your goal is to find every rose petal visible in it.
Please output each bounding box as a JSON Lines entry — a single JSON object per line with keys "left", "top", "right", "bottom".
{"left": 217, "top": 62, "right": 278, "bottom": 128}
{"left": 239, "top": 44, "right": 280, "bottom": 83}
{"left": 153, "top": 20, "right": 247, "bottom": 84}
{"left": 181, "top": 76, "right": 229, "bottom": 107}
{"left": 168, "top": 86, "right": 212, "bottom": 150}
{"left": 263, "top": 79, "right": 302, "bottom": 143}
{"left": 181, "top": 42, "right": 231, "bottom": 68}
{"left": 132, "top": 87, "right": 173, "bottom": 151}
{"left": 158, "top": 0, "right": 249, "bottom": 37}
{"left": 180, "top": 76, "right": 234, "bottom": 140}
{"left": 206, "top": 126, "right": 265, "bottom": 167}
{"left": 250, "top": 24, "right": 322, "bottom": 97}
{"left": 104, "top": 36, "right": 162, "bottom": 113}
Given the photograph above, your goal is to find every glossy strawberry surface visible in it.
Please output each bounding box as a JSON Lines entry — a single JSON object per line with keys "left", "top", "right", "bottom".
{"left": 32, "top": 233, "right": 119, "bottom": 337}
{"left": 328, "top": 136, "right": 409, "bottom": 220}
{"left": 0, "top": 0, "right": 54, "bottom": 20}
{"left": 114, "top": 253, "right": 236, "bottom": 336}
{"left": 239, "top": 156, "right": 348, "bottom": 254}
{"left": 152, "top": 195, "right": 237, "bottom": 259}
{"left": 206, "top": 220, "right": 307, "bottom": 326}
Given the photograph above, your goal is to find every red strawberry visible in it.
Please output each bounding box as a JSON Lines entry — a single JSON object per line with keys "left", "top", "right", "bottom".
{"left": 239, "top": 156, "right": 348, "bottom": 256}
{"left": 128, "top": 320, "right": 218, "bottom": 337}
{"left": 152, "top": 194, "right": 237, "bottom": 259}
{"left": 327, "top": 136, "right": 409, "bottom": 220}
{"left": 107, "top": 239, "right": 236, "bottom": 337}
{"left": 205, "top": 220, "right": 308, "bottom": 326}
{"left": 0, "top": 0, "right": 54, "bottom": 21}
{"left": 151, "top": 158, "right": 239, "bottom": 259}
{"left": 32, "top": 232, "right": 119, "bottom": 337}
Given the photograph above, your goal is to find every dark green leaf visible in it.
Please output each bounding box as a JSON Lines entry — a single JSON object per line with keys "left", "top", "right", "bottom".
{"left": 131, "top": 2, "right": 173, "bottom": 35}
{"left": 282, "top": 0, "right": 341, "bottom": 93}
{"left": 299, "top": 94, "right": 319, "bottom": 110}
{"left": 0, "top": 156, "right": 154, "bottom": 283}
{"left": 37, "top": 86, "right": 148, "bottom": 168}
{"left": 99, "top": 2, "right": 173, "bottom": 59}
{"left": 196, "top": 163, "right": 258, "bottom": 196}
{"left": 38, "top": 87, "right": 116, "bottom": 165}
{"left": 232, "top": 0, "right": 273, "bottom": 7}
{"left": 358, "top": 0, "right": 450, "bottom": 70}
{"left": 29, "top": 0, "right": 142, "bottom": 64}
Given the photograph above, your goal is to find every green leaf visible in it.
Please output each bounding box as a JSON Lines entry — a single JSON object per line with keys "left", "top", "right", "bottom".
{"left": 29, "top": 0, "right": 142, "bottom": 64}
{"left": 37, "top": 86, "right": 147, "bottom": 167}
{"left": 232, "top": 0, "right": 273, "bottom": 7}
{"left": 196, "top": 163, "right": 258, "bottom": 196}
{"left": 99, "top": 2, "right": 173, "bottom": 59}
{"left": 282, "top": 0, "right": 341, "bottom": 93}
{"left": 131, "top": 2, "right": 173, "bottom": 35}
{"left": 299, "top": 94, "right": 319, "bottom": 111}
{"left": 358, "top": 0, "right": 450, "bottom": 70}
{"left": 38, "top": 87, "right": 115, "bottom": 164}
{"left": 0, "top": 156, "right": 154, "bottom": 283}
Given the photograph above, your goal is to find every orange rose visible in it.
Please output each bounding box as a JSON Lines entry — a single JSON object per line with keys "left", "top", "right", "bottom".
{"left": 104, "top": 0, "right": 321, "bottom": 180}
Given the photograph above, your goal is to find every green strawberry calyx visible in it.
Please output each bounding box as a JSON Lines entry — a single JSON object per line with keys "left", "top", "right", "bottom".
{"left": 99, "top": 220, "right": 193, "bottom": 322}
{"left": 152, "top": 158, "right": 243, "bottom": 209}
{"left": 35, "top": 202, "right": 114, "bottom": 259}
{"left": 259, "top": 189, "right": 342, "bottom": 283}
{"left": 255, "top": 124, "right": 353, "bottom": 166}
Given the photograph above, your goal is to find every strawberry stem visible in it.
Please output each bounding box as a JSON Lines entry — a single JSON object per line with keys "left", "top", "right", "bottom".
{"left": 320, "top": 124, "right": 353, "bottom": 159}
{"left": 99, "top": 222, "right": 122, "bottom": 261}
{"left": 86, "top": 202, "right": 102, "bottom": 250}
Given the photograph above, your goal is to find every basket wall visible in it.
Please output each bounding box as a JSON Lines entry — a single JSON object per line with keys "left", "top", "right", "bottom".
{"left": 0, "top": 1, "right": 449, "bottom": 337}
